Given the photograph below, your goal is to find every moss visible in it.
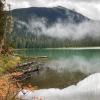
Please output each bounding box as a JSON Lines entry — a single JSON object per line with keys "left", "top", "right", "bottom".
{"left": 0, "top": 55, "right": 21, "bottom": 74}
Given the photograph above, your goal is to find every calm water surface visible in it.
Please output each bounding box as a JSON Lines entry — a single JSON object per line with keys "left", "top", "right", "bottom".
{"left": 15, "top": 48, "right": 100, "bottom": 88}
{"left": 15, "top": 48, "right": 100, "bottom": 59}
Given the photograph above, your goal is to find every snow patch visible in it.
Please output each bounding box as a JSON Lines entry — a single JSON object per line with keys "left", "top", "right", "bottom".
{"left": 18, "top": 73, "right": 100, "bottom": 100}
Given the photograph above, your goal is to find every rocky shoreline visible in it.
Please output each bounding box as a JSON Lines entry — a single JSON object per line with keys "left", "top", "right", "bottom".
{"left": 0, "top": 56, "right": 48, "bottom": 100}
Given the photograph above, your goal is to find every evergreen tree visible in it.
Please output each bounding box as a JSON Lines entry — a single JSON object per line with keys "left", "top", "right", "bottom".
{"left": 0, "top": 0, "right": 5, "bottom": 53}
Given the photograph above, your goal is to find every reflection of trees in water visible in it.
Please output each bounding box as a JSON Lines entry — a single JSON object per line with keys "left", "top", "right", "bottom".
{"left": 23, "top": 66, "right": 88, "bottom": 89}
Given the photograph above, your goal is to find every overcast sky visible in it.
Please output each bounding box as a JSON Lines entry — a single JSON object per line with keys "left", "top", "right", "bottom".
{"left": 6, "top": 0, "right": 100, "bottom": 20}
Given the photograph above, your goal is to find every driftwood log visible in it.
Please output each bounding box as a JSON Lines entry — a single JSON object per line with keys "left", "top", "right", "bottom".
{"left": 12, "top": 61, "right": 44, "bottom": 81}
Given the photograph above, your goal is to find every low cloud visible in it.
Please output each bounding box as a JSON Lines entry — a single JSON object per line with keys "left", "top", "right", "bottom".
{"left": 27, "top": 18, "right": 100, "bottom": 40}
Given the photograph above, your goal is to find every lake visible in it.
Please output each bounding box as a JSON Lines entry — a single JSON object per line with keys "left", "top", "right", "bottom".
{"left": 15, "top": 48, "right": 100, "bottom": 89}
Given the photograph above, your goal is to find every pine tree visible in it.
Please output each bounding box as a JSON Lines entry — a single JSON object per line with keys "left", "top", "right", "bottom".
{"left": 0, "top": 0, "right": 14, "bottom": 54}
{"left": 0, "top": 0, "right": 5, "bottom": 53}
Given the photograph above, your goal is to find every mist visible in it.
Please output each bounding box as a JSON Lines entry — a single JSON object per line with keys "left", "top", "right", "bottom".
{"left": 26, "top": 18, "right": 100, "bottom": 40}
{"left": 16, "top": 18, "right": 100, "bottom": 100}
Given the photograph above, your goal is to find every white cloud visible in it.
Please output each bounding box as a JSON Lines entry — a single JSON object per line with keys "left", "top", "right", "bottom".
{"left": 6, "top": 0, "right": 100, "bottom": 20}
{"left": 28, "top": 18, "right": 100, "bottom": 40}
{"left": 71, "top": 0, "right": 100, "bottom": 2}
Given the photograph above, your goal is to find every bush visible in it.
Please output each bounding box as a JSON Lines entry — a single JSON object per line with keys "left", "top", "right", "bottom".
{"left": 0, "top": 55, "right": 21, "bottom": 73}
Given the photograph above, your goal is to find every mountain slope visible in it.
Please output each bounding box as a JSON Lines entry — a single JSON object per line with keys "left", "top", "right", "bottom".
{"left": 12, "top": 6, "right": 89, "bottom": 24}
{"left": 9, "top": 6, "right": 100, "bottom": 48}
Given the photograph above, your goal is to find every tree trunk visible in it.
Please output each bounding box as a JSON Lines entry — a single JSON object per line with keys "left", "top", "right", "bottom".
{"left": 0, "top": 37, "right": 4, "bottom": 54}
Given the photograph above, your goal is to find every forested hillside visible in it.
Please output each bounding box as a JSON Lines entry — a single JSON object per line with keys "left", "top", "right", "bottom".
{"left": 8, "top": 6, "right": 100, "bottom": 48}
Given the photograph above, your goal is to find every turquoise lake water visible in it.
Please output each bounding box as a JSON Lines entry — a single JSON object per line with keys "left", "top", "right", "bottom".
{"left": 15, "top": 48, "right": 100, "bottom": 88}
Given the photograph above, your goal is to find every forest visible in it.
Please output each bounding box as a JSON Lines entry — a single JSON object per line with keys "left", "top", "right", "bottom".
{"left": 7, "top": 7, "right": 100, "bottom": 48}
